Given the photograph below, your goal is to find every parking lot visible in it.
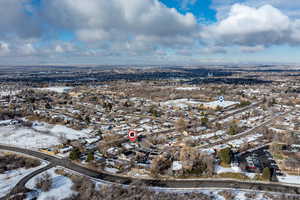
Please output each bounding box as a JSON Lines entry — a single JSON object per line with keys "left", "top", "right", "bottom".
{"left": 237, "top": 146, "right": 283, "bottom": 177}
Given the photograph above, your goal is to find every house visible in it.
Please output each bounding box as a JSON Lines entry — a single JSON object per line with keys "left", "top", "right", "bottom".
{"left": 85, "top": 136, "right": 101, "bottom": 145}
{"left": 59, "top": 146, "right": 73, "bottom": 154}
{"left": 107, "top": 147, "right": 120, "bottom": 156}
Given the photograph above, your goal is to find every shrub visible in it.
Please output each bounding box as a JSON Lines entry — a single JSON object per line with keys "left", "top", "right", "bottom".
{"left": 217, "top": 172, "right": 249, "bottom": 180}
{"left": 87, "top": 152, "right": 95, "bottom": 162}
{"left": 0, "top": 153, "right": 40, "bottom": 172}
{"left": 244, "top": 192, "right": 257, "bottom": 200}
{"left": 218, "top": 190, "right": 235, "bottom": 200}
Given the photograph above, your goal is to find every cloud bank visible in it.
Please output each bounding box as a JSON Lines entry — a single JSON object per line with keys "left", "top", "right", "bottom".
{"left": 0, "top": 0, "right": 300, "bottom": 63}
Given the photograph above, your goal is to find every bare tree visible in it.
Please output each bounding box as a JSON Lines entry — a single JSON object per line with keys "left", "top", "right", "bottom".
{"left": 35, "top": 172, "right": 52, "bottom": 192}
{"left": 175, "top": 118, "right": 187, "bottom": 132}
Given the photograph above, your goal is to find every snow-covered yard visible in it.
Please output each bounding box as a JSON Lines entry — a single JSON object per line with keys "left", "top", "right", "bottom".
{"left": 214, "top": 165, "right": 242, "bottom": 174}
{"left": 0, "top": 161, "right": 48, "bottom": 198}
{"left": 278, "top": 174, "right": 300, "bottom": 185}
{"left": 26, "top": 168, "right": 76, "bottom": 200}
{"left": 0, "top": 123, "right": 91, "bottom": 149}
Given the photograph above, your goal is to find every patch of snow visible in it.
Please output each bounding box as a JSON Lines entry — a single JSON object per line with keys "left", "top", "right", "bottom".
{"left": 278, "top": 174, "right": 300, "bottom": 185}
{"left": 175, "top": 87, "right": 200, "bottom": 91}
{"left": 172, "top": 161, "right": 183, "bottom": 171}
{"left": 26, "top": 168, "right": 76, "bottom": 200}
{"left": 245, "top": 173, "right": 256, "bottom": 179}
{"left": 204, "top": 100, "right": 239, "bottom": 109}
{"left": 50, "top": 125, "right": 91, "bottom": 140}
{"left": 215, "top": 165, "right": 241, "bottom": 174}
{"left": 36, "top": 87, "right": 73, "bottom": 93}
{"left": 104, "top": 167, "right": 119, "bottom": 174}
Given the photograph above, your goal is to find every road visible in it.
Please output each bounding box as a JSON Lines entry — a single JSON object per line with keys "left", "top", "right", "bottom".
{"left": 201, "top": 110, "right": 290, "bottom": 149}
{"left": 211, "top": 101, "right": 264, "bottom": 123}
{"left": 1, "top": 163, "right": 54, "bottom": 200}
{"left": 149, "top": 101, "right": 265, "bottom": 136}
{"left": 1, "top": 144, "right": 300, "bottom": 199}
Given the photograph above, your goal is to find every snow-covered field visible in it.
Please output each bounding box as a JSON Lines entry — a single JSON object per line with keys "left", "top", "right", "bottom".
{"left": 26, "top": 168, "right": 76, "bottom": 200}
{"left": 0, "top": 122, "right": 91, "bottom": 149}
{"left": 32, "top": 122, "right": 92, "bottom": 140}
{"left": 35, "top": 87, "right": 73, "bottom": 93}
{"left": 0, "top": 160, "right": 48, "bottom": 198}
{"left": 162, "top": 98, "right": 239, "bottom": 109}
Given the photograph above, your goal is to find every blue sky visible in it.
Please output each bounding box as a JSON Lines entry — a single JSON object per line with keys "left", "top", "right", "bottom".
{"left": 160, "top": 0, "right": 217, "bottom": 22}
{"left": 0, "top": 0, "right": 300, "bottom": 65}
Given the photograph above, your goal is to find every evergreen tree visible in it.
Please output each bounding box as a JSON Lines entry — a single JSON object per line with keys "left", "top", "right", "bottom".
{"left": 262, "top": 167, "right": 271, "bottom": 181}
{"left": 69, "top": 148, "right": 81, "bottom": 160}
{"left": 87, "top": 151, "right": 95, "bottom": 162}
{"left": 218, "top": 148, "right": 231, "bottom": 165}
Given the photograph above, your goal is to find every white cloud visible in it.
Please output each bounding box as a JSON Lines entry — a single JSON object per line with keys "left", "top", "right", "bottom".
{"left": 180, "top": 0, "right": 197, "bottom": 10}
{"left": 201, "top": 46, "right": 227, "bottom": 54}
{"left": 1, "top": 0, "right": 300, "bottom": 64}
{"left": 43, "top": 0, "right": 197, "bottom": 43}
{"left": 18, "top": 43, "right": 36, "bottom": 55}
{"left": 0, "top": 0, "right": 41, "bottom": 39}
{"left": 0, "top": 42, "right": 10, "bottom": 56}
{"left": 212, "top": 0, "right": 300, "bottom": 19}
{"left": 202, "top": 4, "right": 300, "bottom": 47}
{"left": 240, "top": 45, "right": 265, "bottom": 53}
{"left": 54, "top": 43, "right": 75, "bottom": 54}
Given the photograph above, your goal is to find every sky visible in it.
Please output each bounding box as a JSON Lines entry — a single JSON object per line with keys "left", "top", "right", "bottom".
{"left": 0, "top": 0, "right": 300, "bottom": 65}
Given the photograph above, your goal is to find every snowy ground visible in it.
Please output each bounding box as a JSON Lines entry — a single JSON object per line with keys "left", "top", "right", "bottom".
{"left": 278, "top": 174, "right": 300, "bottom": 185}
{"left": 26, "top": 168, "right": 76, "bottom": 200}
{"left": 215, "top": 165, "right": 242, "bottom": 174}
{"left": 0, "top": 122, "right": 91, "bottom": 149}
{"left": 0, "top": 160, "right": 48, "bottom": 198}
{"left": 204, "top": 100, "right": 239, "bottom": 109}
{"left": 35, "top": 87, "right": 73, "bottom": 93}
{"left": 32, "top": 122, "right": 92, "bottom": 140}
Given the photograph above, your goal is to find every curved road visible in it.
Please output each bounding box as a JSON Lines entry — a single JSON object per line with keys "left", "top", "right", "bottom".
{"left": 1, "top": 144, "right": 300, "bottom": 198}
{"left": 1, "top": 163, "right": 54, "bottom": 200}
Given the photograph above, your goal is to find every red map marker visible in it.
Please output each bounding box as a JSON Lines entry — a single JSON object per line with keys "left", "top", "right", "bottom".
{"left": 128, "top": 130, "right": 137, "bottom": 142}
